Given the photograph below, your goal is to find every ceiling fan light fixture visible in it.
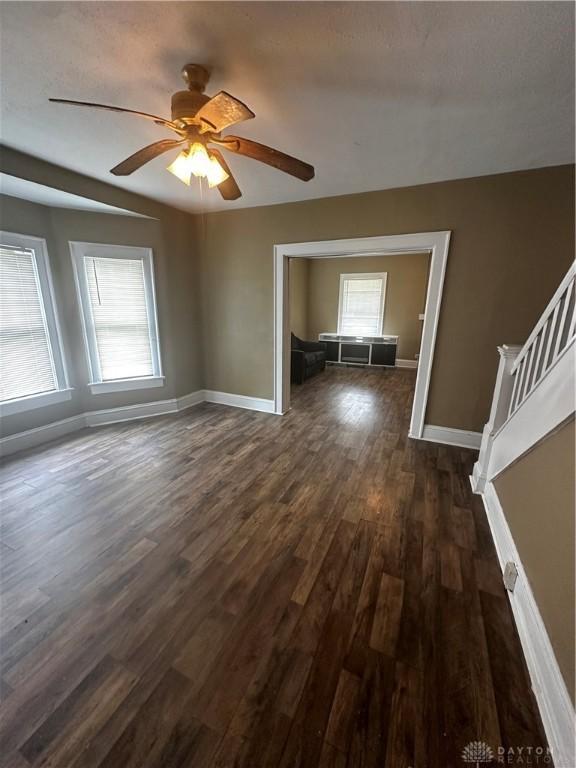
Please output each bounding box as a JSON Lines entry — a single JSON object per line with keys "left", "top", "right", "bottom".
{"left": 188, "top": 142, "right": 213, "bottom": 178}
{"left": 51, "top": 63, "right": 314, "bottom": 201}
{"left": 167, "top": 142, "right": 229, "bottom": 189}
{"left": 166, "top": 150, "right": 193, "bottom": 185}
{"left": 206, "top": 155, "right": 230, "bottom": 188}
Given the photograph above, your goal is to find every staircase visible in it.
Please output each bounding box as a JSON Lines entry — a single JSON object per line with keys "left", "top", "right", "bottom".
{"left": 471, "top": 262, "right": 575, "bottom": 767}
{"left": 472, "top": 262, "right": 575, "bottom": 491}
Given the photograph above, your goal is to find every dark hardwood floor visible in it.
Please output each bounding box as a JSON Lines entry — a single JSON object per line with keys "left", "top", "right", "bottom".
{"left": 0, "top": 367, "right": 548, "bottom": 767}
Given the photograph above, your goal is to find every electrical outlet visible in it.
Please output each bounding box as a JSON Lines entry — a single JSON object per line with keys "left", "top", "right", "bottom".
{"left": 503, "top": 561, "right": 518, "bottom": 592}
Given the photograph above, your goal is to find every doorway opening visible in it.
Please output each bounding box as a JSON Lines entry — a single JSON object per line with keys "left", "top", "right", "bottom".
{"left": 273, "top": 232, "right": 451, "bottom": 439}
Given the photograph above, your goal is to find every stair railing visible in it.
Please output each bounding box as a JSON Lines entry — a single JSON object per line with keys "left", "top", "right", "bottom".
{"left": 508, "top": 263, "right": 575, "bottom": 418}
{"left": 472, "top": 262, "right": 575, "bottom": 493}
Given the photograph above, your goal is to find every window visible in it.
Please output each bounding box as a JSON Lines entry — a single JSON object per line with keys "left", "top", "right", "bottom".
{"left": 70, "top": 243, "right": 163, "bottom": 394}
{"left": 0, "top": 232, "right": 70, "bottom": 415}
{"left": 337, "top": 272, "right": 388, "bottom": 336}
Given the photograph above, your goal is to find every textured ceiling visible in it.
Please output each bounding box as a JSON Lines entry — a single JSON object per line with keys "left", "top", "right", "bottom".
{"left": 0, "top": 2, "right": 573, "bottom": 213}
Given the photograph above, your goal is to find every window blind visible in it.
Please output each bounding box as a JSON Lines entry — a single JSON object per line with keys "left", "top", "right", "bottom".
{"left": 84, "top": 256, "right": 154, "bottom": 381}
{"left": 0, "top": 245, "right": 57, "bottom": 402}
{"left": 339, "top": 277, "right": 384, "bottom": 336}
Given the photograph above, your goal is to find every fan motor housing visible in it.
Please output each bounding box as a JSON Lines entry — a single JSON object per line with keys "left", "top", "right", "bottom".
{"left": 171, "top": 90, "right": 210, "bottom": 124}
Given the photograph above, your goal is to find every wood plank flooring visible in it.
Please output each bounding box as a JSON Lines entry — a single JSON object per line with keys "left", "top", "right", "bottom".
{"left": 0, "top": 367, "right": 549, "bottom": 767}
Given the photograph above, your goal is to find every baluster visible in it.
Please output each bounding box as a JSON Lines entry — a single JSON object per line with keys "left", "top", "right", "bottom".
{"left": 525, "top": 330, "right": 542, "bottom": 397}
{"left": 517, "top": 356, "right": 530, "bottom": 410}
{"left": 532, "top": 318, "right": 549, "bottom": 387}
{"left": 567, "top": 277, "right": 576, "bottom": 340}
{"left": 542, "top": 300, "right": 561, "bottom": 375}
{"left": 509, "top": 367, "right": 520, "bottom": 417}
{"left": 561, "top": 279, "right": 576, "bottom": 347}
{"left": 552, "top": 285, "right": 572, "bottom": 361}
{"left": 515, "top": 355, "right": 529, "bottom": 411}
{"left": 522, "top": 346, "right": 536, "bottom": 405}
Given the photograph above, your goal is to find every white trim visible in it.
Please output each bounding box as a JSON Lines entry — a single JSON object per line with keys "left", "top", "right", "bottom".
{"left": 84, "top": 398, "right": 178, "bottom": 427}
{"left": 336, "top": 272, "right": 388, "bottom": 336}
{"left": 84, "top": 389, "right": 207, "bottom": 425}
{"left": 418, "top": 424, "right": 482, "bottom": 449}
{"left": 274, "top": 231, "right": 451, "bottom": 436}
{"left": 88, "top": 376, "right": 165, "bottom": 395}
{"left": 395, "top": 359, "right": 418, "bottom": 369}
{"left": 0, "top": 388, "right": 73, "bottom": 416}
{"left": 471, "top": 344, "right": 523, "bottom": 494}
{"left": 0, "top": 388, "right": 275, "bottom": 456}
{"left": 0, "top": 230, "right": 70, "bottom": 401}
{"left": 479, "top": 482, "right": 575, "bottom": 768}
{"left": 488, "top": 340, "right": 575, "bottom": 481}
{"left": 69, "top": 241, "right": 163, "bottom": 385}
{"left": 470, "top": 453, "right": 488, "bottom": 494}
{"left": 176, "top": 390, "right": 205, "bottom": 410}
{"left": 511, "top": 262, "right": 575, "bottom": 375}
{"left": 203, "top": 390, "right": 276, "bottom": 413}
{"left": 0, "top": 414, "right": 86, "bottom": 456}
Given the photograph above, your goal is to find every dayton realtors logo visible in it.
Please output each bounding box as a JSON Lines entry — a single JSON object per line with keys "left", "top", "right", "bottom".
{"left": 461, "top": 741, "right": 553, "bottom": 765}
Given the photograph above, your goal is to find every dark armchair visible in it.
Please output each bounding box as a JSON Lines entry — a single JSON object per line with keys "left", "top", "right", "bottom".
{"left": 291, "top": 333, "right": 327, "bottom": 384}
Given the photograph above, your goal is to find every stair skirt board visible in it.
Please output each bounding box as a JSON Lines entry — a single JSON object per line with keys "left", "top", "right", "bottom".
{"left": 478, "top": 481, "right": 575, "bottom": 768}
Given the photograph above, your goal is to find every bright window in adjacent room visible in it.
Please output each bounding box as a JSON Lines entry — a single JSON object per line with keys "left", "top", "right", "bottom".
{"left": 70, "top": 243, "right": 163, "bottom": 393}
{"left": 0, "top": 232, "right": 70, "bottom": 414}
{"left": 337, "top": 272, "right": 388, "bottom": 336}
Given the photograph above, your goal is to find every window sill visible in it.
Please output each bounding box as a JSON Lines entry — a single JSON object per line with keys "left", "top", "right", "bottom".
{"left": 88, "top": 376, "right": 165, "bottom": 395}
{"left": 0, "top": 388, "right": 73, "bottom": 417}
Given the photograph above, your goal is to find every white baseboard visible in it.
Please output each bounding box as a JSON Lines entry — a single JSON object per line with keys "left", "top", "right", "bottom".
{"left": 84, "top": 389, "right": 208, "bottom": 427}
{"left": 203, "top": 390, "right": 276, "bottom": 413}
{"left": 0, "top": 389, "right": 276, "bottom": 457}
{"left": 0, "top": 414, "right": 86, "bottom": 456}
{"left": 396, "top": 358, "right": 418, "bottom": 369}
{"left": 176, "top": 390, "right": 206, "bottom": 411}
{"left": 417, "top": 424, "right": 482, "bottom": 450}
{"left": 84, "top": 398, "right": 179, "bottom": 427}
{"left": 481, "top": 482, "right": 575, "bottom": 767}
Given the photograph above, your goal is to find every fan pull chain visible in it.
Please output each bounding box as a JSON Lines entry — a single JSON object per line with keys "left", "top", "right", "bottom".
{"left": 197, "top": 176, "right": 208, "bottom": 244}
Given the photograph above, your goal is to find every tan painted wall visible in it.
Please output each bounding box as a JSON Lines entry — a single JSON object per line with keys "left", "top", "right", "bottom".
{"left": 306, "top": 253, "right": 429, "bottom": 360}
{"left": 288, "top": 257, "right": 309, "bottom": 339}
{"left": 198, "top": 164, "right": 574, "bottom": 431}
{"left": 494, "top": 418, "right": 575, "bottom": 703}
{"left": 2, "top": 149, "right": 574, "bottom": 436}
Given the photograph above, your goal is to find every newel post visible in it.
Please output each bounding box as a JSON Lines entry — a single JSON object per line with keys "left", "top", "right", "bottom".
{"left": 471, "top": 344, "right": 522, "bottom": 493}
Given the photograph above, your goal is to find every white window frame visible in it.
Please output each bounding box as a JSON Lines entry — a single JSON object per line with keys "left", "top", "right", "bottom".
{"left": 337, "top": 272, "right": 388, "bottom": 337}
{"left": 0, "top": 231, "right": 71, "bottom": 417}
{"left": 69, "top": 242, "right": 164, "bottom": 395}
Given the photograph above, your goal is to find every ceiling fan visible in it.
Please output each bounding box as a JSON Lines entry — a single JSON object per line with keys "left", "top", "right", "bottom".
{"left": 49, "top": 64, "right": 315, "bottom": 201}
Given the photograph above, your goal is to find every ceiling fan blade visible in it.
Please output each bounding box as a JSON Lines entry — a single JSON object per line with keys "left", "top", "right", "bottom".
{"left": 215, "top": 136, "right": 314, "bottom": 181}
{"left": 110, "top": 139, "right": 185, "bottom": 176}
{"left": 196, "top": 91, "right": 255, "bottom": 133}
{"left": 208, "top": 149, "right": 242, "bottom": 200}
{"left": 49, "top": 98, "right": 178, "bottom": 130}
